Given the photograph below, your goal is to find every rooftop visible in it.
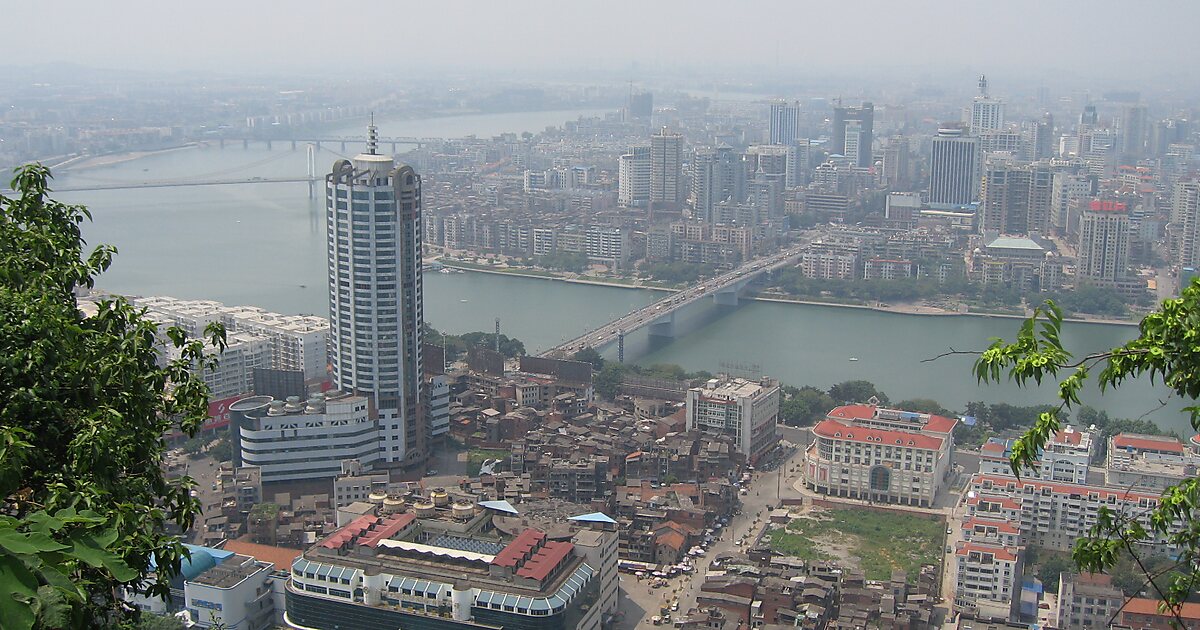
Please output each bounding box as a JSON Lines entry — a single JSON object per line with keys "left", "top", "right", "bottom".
{"left": 190, "top": 554, "right": 267, "bottom": 588}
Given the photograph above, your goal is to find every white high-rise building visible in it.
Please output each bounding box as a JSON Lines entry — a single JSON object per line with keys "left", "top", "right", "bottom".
{"left": 326, "top": 124, "right": 426, "bottom": 468}
{"left": 1171, "top": 180, "right": 1200, "bottom": 275}
{"left": 650, "top": 127, "right": 683, "bottom": 207}
{"left": 1077, "top": 200, "right": 1131, "bottom": 286}
{"left": 969, "top": 75, "right": 1005, "bottom": 136}
{"left": 768, "top": 100, "right": 801, "bottom": 145}
{"left": 929, "top": 126, "right": 981, "bottom": 206}
{"left": 617, "top": 146, "right": 651, "bottom": 208}
{"left": 691, "top": 145, "right": 744, "bottom": 223}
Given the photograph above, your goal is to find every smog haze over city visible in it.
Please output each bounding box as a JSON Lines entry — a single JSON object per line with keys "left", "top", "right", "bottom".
{"left": 7, "top": 2, "right": 1200, "bottom": 629}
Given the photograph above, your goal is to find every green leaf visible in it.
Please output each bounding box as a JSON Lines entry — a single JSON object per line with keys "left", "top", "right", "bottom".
{"left": 0, "top": 529, "right": 69, "bottom": 555}
{"left": 70, "top": 535, "right": 138, "bottom": 582}
{"left": 0, "top": 554, "right": 38, "bottom": 630}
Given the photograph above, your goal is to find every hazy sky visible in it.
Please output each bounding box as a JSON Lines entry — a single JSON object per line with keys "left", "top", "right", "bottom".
{"left": 6, "top": 1, "right": 1198, "bottom": 83}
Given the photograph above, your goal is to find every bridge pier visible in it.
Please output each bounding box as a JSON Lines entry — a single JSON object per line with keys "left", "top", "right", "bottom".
{"left": 648, "top": 312, "right": 676, "bottom": 339}
{"left": 291, "top": 140, "right": 297, "bottom": 150}
{"left": 266, "top": 140, "right": 272, "bottom": 150}
{"left": 391, "top": 142, "right": 397, "bottom": 153}
{"left": 714, "top": 287, "right": 740, "bottom": 306}
{"left": 243, "top": 139, "right": 249, "bottom": 149}
{"left": 340, "top": 141, "right": 346, "bottom": 152}
{"left": 315, "top": 141, "right": 321, "bottom": 151}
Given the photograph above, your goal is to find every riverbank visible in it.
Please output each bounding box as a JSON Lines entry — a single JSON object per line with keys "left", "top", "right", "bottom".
{"left": 440, "top": 261, "right": 677, "bottom": 293}
{"left": 446, "top": 261, "right": 1140, "bottom": 327}
{"left": 56, "top": 144, "right": 200, "bottom": 172}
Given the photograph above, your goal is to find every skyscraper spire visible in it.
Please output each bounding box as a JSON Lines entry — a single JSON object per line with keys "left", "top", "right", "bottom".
{"left": 367, "top": 112, "right": 378, "bottom": 155}
{"left": 978, "top": 75, "right": 989, "bottom": 98}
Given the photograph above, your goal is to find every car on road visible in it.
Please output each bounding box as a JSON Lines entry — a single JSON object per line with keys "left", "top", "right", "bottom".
{"left": 425, "top": 469, "right": 438, "bottom": 477}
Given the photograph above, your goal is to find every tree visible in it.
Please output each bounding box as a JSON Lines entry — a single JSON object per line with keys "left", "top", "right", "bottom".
{"left": 828, "top": 380, "right": 888, "bottom": 405}
{"left": 572, "top": 347, "right": 604, "bottom": 371}
{"left": 780, "top": 386, "right": 835, "bottom": 426}
{"left": 594, "top": 364, "right": 627, "bottom": 400}
{"left": 894, "top": 398, "right": 951, "bottom": 416}
{"left": 1037, "top": 552, "right": 1074, "bottom": 593}
{"left": 208, "top": 436, "right": 233, "bottom": 464}
{"left": 135, "top": 613, "right": 188, "bottom": 630}
{"left": 973, "top": 291, "right": 1200, "bottom": 618}
{"left": 0, "top": 165, "right": 224, "bottom": 628}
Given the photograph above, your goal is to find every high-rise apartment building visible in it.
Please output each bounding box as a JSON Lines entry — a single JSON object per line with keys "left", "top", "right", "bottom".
{"left": 1050, "top": 170, "right": 1093, "bottom": 235}
{"left": 1119, "top": 104, "right": 1149, "bottom": 164}
{"left": 968, "top": 75, "right": 1004, "bottom": 136}
{"left": 928, "top": 126, "right": 981, "bottom": 206}
{"left": 650, "top": 127, "right": 683, "bottom": 208}
{"left": 1170, "top": 180, "right": 1200, "bottom": 276}
{"left": 691, "top": 145, "right": 745, "bottom": 223}
{"left": 1077, "top": 200, "right": 1131, "bottom": 286}
{"left": 768, "top": 100, "right": 801, "bottom": 145}
{"left": 832, "top": 101, "right": 874, "bottom": 167}
{"left": 617, "top": 146, "right": 651, "bottom": 208}
{"left": 326, "top": 125, "right": 426, "bottom": 468}
{"left": 979, "top": 159, "right": 1053, "bottom": 236}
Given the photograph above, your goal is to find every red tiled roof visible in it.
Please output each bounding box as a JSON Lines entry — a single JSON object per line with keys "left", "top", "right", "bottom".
{"left": 971, "top": 473, "right": 1161, "bottom": 502}
{"left": 492, "top": 528, "right": 545, "bottom": 568}
{"left": 222, "top": 540, "right": 302, "bottom": 570}
{"left": 826, "top": 404, "right": 876, "bottom": 421}
{"left": 357, "top": 513, "right": 417, "bottom": 548}
{"left": 980, "top": 442, "right": 1006, "bottom": 455}
{"left": 515, "top": 541, "right": 573, "bottom": 581}
{"left": 825, "top": 404, "right": 957, "bottom": 434}
{"left": 320, "top": 514, "right": 378, "bottom": 549}
{"left": 956, "top": 541, "right": 1018, "bottom": 562}
{"left": 962, "top": 517, "right": 1019, "bottom": 534}
{"left": 1120, "top": 597, "right": 1200, "bottom": 620}
{"left": 1053, "top": 429, "right": 1084, "bottom": 445}
{"left": 812, "top": 418, "right": 944, "bottom": 450}
{"left": 967, "top": 495, "right": 1022, "bottom": 511}
{"left": 656, "top": 531, "right": 686, "bottom": 551}
{"left": 1112, "top": 433, "right": 1184, "bottom": 454}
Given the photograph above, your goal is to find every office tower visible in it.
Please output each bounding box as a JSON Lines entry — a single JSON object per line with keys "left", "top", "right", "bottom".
{"left": 1171, "top": 180, "right": 1200, "bottom": 275}
{"left": 979, "top": 160, "right": 1053, "bottom": 236}
{"left": 1077, "top": 200, "right": 1131, "bottom": 286}
{"left": 627, "top": 91, "right": 652, "bottom": 123}
{"left": 617, "top": 146, "right": 651, "bottom": 208}
{"left": 969, "top": 75, "right": 1005, "bottom": 135}
{"left": 832, "top": 101, "right": 874, "bottom": 167}
{"left": 769, "top": 100, "right": 801, "bottom": 145}
{"left": 691, "top": 145, "right": 745, "bottom": 223}
{"left": 786, "top": 139, "right": 813, "bottom": 188}
{"left": 882, "top": 136, "right": 912, "bottom": 189}
{"left": 1026, "top": 113, "right": 1054, "bottom": 160}
{"left": 327, "top": 124, "right": 425, "bottom": 468}
{"left": 928, "top": 125, "right": 981, "bottom": 206}
{"left": 686, "top": 377, "right": 781, "bottom": 464}
{"left": 1119, "top": 104, "right": 1149, "bottom": 164}
{"left": 1080, "top": 105, "right": 1098, "bottom": 126}
{"left": 650, "top": 126, "right": 683, "bottom": 208}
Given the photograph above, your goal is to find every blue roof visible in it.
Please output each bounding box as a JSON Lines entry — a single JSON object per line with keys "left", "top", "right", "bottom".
{"left": 149, "top": 543, "right": 233, "bottom": 580}
{"left": 479, "top": 500, "right": 519, "bottom": 515}
{"left": 569, "top": 512, "right": 618, "bottom": 525}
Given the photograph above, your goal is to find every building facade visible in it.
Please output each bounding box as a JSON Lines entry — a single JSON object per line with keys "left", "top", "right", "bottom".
{"left": 929, "top": 127, "right": 981, "bottom": 206}
{"left": 685, "top": 377, "right": 780, "bottom": 464}
{"left": 326, "top": 125, "right": 426, "bottom": 468}
{"left": 232, "top": 393, "right": 381, "bottom": 484}
{"left": 618, "top": 146, "right": 651, "bottom": 208}
{"left": 1077, "top": 199, "right": 1131, "bottom": 286}
{"left": 651, "top": 127, "right": 684, "bottom": 207}
{"left": 803, "top": 405, "right": 958, "bottom": 507}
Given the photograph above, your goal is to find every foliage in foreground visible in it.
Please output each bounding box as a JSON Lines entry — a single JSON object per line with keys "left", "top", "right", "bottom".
{"left": 0, "top": 165, "right": 223, "bottom": 628}
{"left": 976, "top": 289, "right": 1200, "bottom": 620}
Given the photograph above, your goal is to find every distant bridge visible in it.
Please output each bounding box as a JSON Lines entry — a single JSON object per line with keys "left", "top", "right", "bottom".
{"left": 41, "top": 176, "right": 314, "bottom": 193}
{"left": 539, "top": 242, "right": 814, "bottom": 360}
{"left": 207, "top": 136, "right": 445, "bottom": 151}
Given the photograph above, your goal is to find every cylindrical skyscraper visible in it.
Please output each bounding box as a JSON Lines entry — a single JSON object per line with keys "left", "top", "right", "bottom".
{"left": 326, "top": 124, "right": 425, "bottom": 468}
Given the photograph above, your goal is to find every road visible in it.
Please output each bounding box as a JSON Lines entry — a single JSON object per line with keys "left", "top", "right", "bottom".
{"left": 616, "top": 433, "right": 808, "bottom": 628}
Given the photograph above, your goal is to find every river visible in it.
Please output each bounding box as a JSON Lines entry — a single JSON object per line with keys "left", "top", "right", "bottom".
{"left": 50, "top": 108, "right": 1192, "bottom": 433}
